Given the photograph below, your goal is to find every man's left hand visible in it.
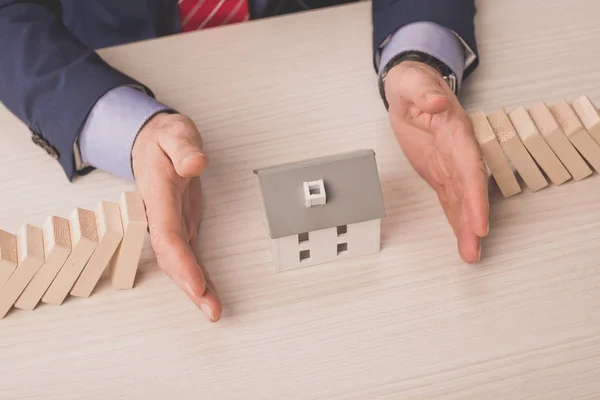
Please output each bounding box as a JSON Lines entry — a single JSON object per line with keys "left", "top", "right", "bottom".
{"left": 132, "top": 112, "right": 222, "bottom": 322}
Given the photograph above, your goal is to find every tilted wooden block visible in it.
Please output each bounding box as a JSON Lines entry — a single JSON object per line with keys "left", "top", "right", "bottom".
{"left": 0, "top": 229, "right": 18, "bottom": 291}
{"left": 0, "top": 225, "right": 44, "bottom": 319}
{"left": 470, "top": 111, "right": 521, "bottom": 198}
{"left": 571, "top": 94, "right": 600, "bottom": 145}
{"left": 71, "top": 202, "right": 124, "bottom": 298}
{"left": 110, "top": 192, "right": 148, "bottom": 290}
{"left": 488, "top": 108, "right": 548, "bottom": 192}
{"left": 528, "top": 102, "right": 591, "bottom": 181}
{"left": 508, "top": 106, "right": 571, "bottom": 185}
{"left": 15, "top": 216, "right": 71, "bottom": 311}
{"left": 42, "top": 208, "right": 98, "bottom": 306}
{"left": 550, "top": 100, "right": 600, "bottom": 173}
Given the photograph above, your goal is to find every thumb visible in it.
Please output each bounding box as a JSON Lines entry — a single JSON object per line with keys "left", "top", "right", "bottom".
{"left": 386, "top": 61, "right": 451, "bottom": 115}
{"left": 157, "top": 114, "right": 208, "bottom": 178}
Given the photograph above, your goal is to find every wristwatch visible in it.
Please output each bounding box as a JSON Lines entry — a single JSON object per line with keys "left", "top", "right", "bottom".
{"left": 378, "top": 50, "right": 458, "bottom": 110}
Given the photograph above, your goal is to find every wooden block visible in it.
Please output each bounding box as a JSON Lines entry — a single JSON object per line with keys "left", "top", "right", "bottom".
{"left": 0, "top": 225, "right": 44, "bottom": 319}
{"left": 508, "top": 106, "right": 571, "bottom": 185}
{"left": 110, "top": 192, "right": 147, "bottom": 290}
{"left": 14, "top": 217, "right": 71, "bottom": 311}
{"left": 528, "top": 102, "right": 591, "bottom": 181}
{"left": 550, "top": 100, "right": 600, "bottom": 173}
{"left": 0, "top": 230, "right": 18, "bottom": 290}
{"left": 572, "top": 94, "right": 600, "bottom": 145}
{"left": 71, "top": 202, "right": 124, "bottom": 298}
{"left": 487, "top": 108, "right": 548, "bottom": 192}
{"left": 42, "top": 208, "right": 98, "bottom": 306}
{"left": 469, "top": 111, "right": 521, "bottom": 198}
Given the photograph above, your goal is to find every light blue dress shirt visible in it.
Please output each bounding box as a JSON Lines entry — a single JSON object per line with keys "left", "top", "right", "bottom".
{"left": 78, "top": 21, "right": 476, "bottom": 181}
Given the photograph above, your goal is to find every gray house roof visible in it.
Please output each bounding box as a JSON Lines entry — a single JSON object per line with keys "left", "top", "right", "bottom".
{"left": 254, "top": 149, "right": 386, "bottom": 239}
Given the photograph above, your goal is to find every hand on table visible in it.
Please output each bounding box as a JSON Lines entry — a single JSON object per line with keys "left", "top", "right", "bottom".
{"left": 132, "top": 112, "right": 222, "bottom": 322}
{"left": 384, "top": 61, "right": 489, "bottom": 263}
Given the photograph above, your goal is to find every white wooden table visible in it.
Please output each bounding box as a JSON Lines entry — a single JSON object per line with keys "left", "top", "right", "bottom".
{"left": 2, "top": 1, "right": 600, "bottom": 398}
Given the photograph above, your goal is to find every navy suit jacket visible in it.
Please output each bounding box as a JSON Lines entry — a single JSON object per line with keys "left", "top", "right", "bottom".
{"left": 0, "top": 0, "right": 477, "bottom": 180}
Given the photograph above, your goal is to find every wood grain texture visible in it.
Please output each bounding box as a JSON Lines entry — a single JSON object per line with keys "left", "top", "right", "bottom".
{"left": 71, "top": 202, "right": 123, "bottom": 297}
{"left": 0, "top": 229, "right": 18, "bottom": 290}
{"left": 110, "top": 192, "right": 147, "bottom": 290}
{"left": 15, "top": 216, "right": 72, "bottom": 310}
{"left": 487, "top": 108, "right": 548, "bottom": 191}
{"left": 572, "top": 94, "right": 600, "bottom": 145}
{"left": 3, "top": 1, "right": 600, "bottom": 398}
{"left": 508, "top": 106, "right": 571, "bottom": 185}
{"left": 528, "top": 101, "right": 592, "bottom": 181}
{"left": 470, "top": 111, "right": 521, "bottom": 197}
{"left": 0, "top": 225, "right": 44, "bottom": 318}
{"left": 551, "top": 100, "right": 600, "bottom": 173}
{"left": 41, "top": 209, "right": 98, "bottom": 306}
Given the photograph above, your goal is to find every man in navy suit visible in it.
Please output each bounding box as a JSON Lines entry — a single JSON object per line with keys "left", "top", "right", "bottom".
{"left": 0, "top": 0, "right": 488, "bottom": 322}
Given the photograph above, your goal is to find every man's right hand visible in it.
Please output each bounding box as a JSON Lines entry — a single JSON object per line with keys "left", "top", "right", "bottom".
{"left": 132, "top": 113, "right": 222, "bottom": 322}
{"left": 384, "top": 61, "right": 489, "bottom": 263}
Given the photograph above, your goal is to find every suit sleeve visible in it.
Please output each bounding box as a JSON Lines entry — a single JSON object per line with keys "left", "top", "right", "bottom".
{"left": 371, "top": 0, "right": 479, "bottom": 79}
{"left": 0, "top": 0, "right": 146, "bottom": 180}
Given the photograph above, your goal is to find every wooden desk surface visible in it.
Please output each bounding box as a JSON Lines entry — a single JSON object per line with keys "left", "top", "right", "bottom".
{"left": 2, "top": 1, "right": 600, "bottom": 398}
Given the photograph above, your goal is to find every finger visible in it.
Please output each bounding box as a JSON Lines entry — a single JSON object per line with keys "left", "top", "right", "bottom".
{"left": 184, "top": 177, "right": 204, "bottom": 233}
{"left": 387, "top": 62, "right": 452, "bottom": 115}
{"left": 437, "top": 186, "right": 461, "bottom": 246}
{"left": 189, "top": 231, "right": 222, "bottom": 322}
{"left": 146, "top": 177, "right": 216, "bottom": 321}
{"left": 457, "top": 200, "right": 481, "bottom": 263}
{"left": 435, "top": 169, "right": 480, "bottom": 263}
{"left": 157, "top": 115, "right": 208, "bottom": 178}
{"left": 464, "top": 164, "right": 489, "bottom": 238}
{"left": 157, "top": 236, "right": 221, "bottom": 323}
{"left": 185, "top": 179, "right": 222, "bottom": 322}
{"left": 195, "top": 285, "right": 222, "bottom": 322}
{"left": 448, "top": 109, "right": 490, "bottom": 237}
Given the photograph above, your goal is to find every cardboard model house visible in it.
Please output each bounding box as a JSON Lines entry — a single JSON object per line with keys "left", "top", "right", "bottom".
{"left": 254, "top": 149, "right": 386, "bottom": 272}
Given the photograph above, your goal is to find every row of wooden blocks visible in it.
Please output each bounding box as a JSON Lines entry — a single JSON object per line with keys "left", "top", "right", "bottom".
{"left": 470, "top": 94, "right": 600, "bottom": 197}
{"left": 0, "top": 191, "right": 148, "bottom": 319}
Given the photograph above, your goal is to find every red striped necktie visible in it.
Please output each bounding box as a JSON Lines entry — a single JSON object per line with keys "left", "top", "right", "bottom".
{"left": 179, "top": 0, "right": 250, "bottom": 31}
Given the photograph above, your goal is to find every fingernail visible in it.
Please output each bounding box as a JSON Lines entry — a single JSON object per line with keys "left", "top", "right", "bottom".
{"left": 200, "top": 303, "right": 215, "bottom": 322}
{"left": 183, "top": 152, "right": 204, "bottom": 164}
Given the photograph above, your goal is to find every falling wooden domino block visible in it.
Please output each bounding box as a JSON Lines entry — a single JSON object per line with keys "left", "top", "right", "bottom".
{"left": 470, "top": 111, "right": 521, "bottom": 198}
{"left": 0, "top": 225, "right": 44, "bottom": 319}
{"left": 550, "top": 101, "right": 600, "bottom": 173}
{"left": 71, "top": 202, "right": 123, "bottom": 298}
{"left": 528, "top": 102, "right": 591, "bottom": 181}
{"left": 0, "top": 230, "right": 18, "bottom": 290}
{"left": 488, "top": 108, "right": 548, "bottom": 192}
{"left": 508, "top": 106, "right": 571, "bottom": 185}
{"left": 571, "top": 94, "right": 600, "bottom": 145}
{"left": 110, "top": 192, "right": 147, "bottom": 290}
{"left": 14, "top": 216, "right": 71, "bottom": 311}
{"left": 42, "top": 209, "right": 98, "bottom": 306}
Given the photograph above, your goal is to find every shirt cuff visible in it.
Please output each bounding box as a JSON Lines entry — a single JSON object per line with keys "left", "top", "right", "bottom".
{"left": 77, "top": 86, "right": 173, "bottom": 181}
{"left": 377, "top": 21, "right": 476, "bottom": 89}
